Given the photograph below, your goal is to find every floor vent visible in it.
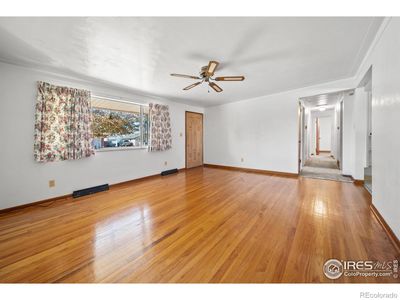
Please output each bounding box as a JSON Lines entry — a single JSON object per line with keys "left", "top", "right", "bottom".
{"left": 161, "top": 168, "right": 179, "bottom": 176}
{"left": 72, "top": 184, "right": 109, "bottom": 198}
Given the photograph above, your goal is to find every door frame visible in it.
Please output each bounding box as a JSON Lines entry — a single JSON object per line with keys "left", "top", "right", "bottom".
{"left": 339, "top": 99, "right": 344, "bottom": 169}
{"left": 185, "top": 111, "right": 204, "bottom": 169}
{"left": 298, "top": 101, "right": 308, "bottom": 174}
{"left": 297, "top": 102, "right": 302, "bottom": 174}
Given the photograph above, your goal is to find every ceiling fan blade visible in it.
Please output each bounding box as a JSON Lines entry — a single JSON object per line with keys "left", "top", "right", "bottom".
{"left": 209, "top": 82, "right": 223, "bottom": 93}
{"left": 171, "top": 73, "right": 201, "bottom": 79}
{"left": 183, "top": 82, "right": 202, "bottom": 90}
{"left": 215, "top": 76, "right": 245, "bottom": 81}
{"left": 206, "top": 61, "right": 219, "bottom": 76}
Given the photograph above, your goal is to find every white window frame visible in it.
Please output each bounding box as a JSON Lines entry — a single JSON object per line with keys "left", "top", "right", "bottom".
{"left": 91, "top": 95, "right": 149, "bottom": 152}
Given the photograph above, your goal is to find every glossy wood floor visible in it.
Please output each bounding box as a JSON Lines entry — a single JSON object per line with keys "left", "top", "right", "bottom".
{"left": 0, "top": 167, "right": 398, "bottom": 283}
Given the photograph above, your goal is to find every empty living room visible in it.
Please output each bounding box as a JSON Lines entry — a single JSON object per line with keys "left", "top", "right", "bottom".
{"left": 0, "top": 1, "right": 399, "bottom": 299}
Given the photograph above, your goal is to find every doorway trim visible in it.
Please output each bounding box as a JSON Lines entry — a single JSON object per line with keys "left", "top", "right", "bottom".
{"left": 298, "top": 89, "right": 348, "bottom": 178}
{"left": 297, "top": 102, "right": 303, "bottom": 174}
{"left": 185, "top": 111, "right": 204, "bottom": 169}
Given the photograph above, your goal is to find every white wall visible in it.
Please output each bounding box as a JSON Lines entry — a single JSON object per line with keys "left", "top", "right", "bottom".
{"left": 353, "top": 17, "right": 400, "bottom": 239}
{"left": 342, "top": 89, "right": 368, "bottom": 179}
{"left": 342, "top": 93, "right": 356, "bottom": 176}
{"left": 301, "top": 106, "right": 311, "bottom": 167}
{"left": 299, "top": 105, "right": 312, "bottom": 167}
{"left": 311, "top": 116, "right": 316, "bottom": 155}
{"left": 204, "top": 93, "right": 299, "bottom": 173}
{"left": 331, "top": 101, "right": 342, "bottom": 163}
{"left": 353, "top": 88, "right": 368, "bottom": 179}
{"left": 204, "top": 77, "right": 355, "bottom": 174}
{"left": 0, "top": 62, "right": 203, "bottom": 210}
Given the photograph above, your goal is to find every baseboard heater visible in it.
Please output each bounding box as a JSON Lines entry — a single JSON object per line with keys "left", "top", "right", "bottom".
{"left": 72, "top": 184, "right": 109, "bottom": 198}
{"left": 161, "top": 168, "right": 179, "bottom": 176}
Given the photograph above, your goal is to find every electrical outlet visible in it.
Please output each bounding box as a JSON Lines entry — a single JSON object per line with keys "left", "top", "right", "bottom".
{"left": 241, "top": 158, "right": 244, "bottom": 162}
{"left": 49, "top": 180, "right": 55, "bottom": 188}
{"left": 164, "top": 161, "right": 168, "bottom": 166}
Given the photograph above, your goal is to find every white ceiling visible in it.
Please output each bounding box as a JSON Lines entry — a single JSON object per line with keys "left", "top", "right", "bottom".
{"left": 301, "top": 89, "right": 352, "bottom": 109}
{"left": 0, "top": 17, "right": 383, "bottom": 107}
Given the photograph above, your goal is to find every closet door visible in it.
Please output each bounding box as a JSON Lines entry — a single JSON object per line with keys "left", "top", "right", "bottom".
{"left": 185, "top": 112, "right": 203, "bottom": 168}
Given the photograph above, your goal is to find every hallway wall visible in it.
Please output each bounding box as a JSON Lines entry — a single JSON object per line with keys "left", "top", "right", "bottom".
{"left": 303, "top": 107, "right": 312, "bottom": 165}
{"left": 353, "top": 17, "right": 400, "bottom": 239}
{"left": 342, "top": 93, "right": 356, "bottom": 176}
{"left": 342, "top": 89, "right": 368, "bottom": 179}
{"left": 331, "top": 101, "right": 342, "bottom": 165}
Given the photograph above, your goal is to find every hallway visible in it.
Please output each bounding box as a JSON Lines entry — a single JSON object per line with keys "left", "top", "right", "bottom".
{"left": 304, "top": 153, "right": 338, "bottom": 169}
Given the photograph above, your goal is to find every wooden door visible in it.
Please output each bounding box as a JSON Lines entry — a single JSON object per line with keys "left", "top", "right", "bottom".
{"left": 186, "top": 112, "right": 203, "bottom": 168}
{"left": 316, "top": 118, "right": 320, "bottom": 155}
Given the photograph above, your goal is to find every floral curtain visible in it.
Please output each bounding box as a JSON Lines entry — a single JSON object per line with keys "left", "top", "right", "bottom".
{"left": 149, "top": 103, "right": 172, "bottom": 151}
{"left": 34, "top": 81, "right": 95, "bottom": 162}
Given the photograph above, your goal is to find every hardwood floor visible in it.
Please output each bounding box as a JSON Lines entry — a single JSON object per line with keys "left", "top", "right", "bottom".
{"left": 0, "top": 167, "right": 398, "bottom": 283}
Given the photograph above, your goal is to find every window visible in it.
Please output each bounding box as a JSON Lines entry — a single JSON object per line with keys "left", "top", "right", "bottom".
{"left": 91, "top": 97, "right": 149, "bottom": 150}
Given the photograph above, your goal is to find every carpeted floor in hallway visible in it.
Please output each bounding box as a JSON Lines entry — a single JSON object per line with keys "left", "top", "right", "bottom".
{"left": 300, "top": 153, "right": 353, "bottom": 182}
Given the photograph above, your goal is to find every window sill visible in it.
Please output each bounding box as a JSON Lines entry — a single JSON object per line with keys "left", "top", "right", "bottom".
{"left": 95, "top": 146, "right": 148, "bottom": 153}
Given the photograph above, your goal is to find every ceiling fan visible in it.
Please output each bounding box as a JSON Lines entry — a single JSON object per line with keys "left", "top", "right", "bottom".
{"left": 170, "top": 60, "right": 245, "bottom": 93}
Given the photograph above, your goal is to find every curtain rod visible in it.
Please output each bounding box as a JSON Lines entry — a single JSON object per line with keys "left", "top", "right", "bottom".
{"left": 92, "top": 94, "right": 149, "bottom": 107}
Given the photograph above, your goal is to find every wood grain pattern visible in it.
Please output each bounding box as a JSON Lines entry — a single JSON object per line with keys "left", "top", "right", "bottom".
{"left": 185, "top": 111, "right": 203, "bottom": 169}
{"left": 0, "top": 167, "right": 398, "bottom": 283}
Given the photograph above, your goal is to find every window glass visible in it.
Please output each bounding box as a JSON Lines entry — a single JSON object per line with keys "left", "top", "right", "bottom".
{"left": 91, "top": 97, "right": 148, "bottom": 150}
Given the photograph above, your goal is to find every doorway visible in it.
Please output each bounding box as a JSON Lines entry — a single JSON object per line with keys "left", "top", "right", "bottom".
{"left": 185, "top": 111, "right": 203, "bottom": 169}
{"left": 298, "top": 90, "right": 351, "bottom": 182}
{"left": 317, "top": 116, "right": 332, "bottom": 154}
